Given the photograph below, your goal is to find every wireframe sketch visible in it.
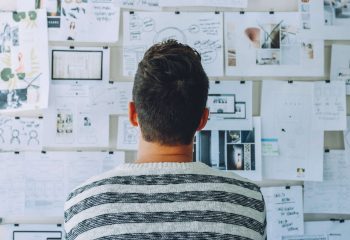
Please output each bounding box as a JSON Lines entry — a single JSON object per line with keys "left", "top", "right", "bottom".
{"left": 123, "top": 12, "right": 224, "bottom": 77}
{"left": 0, "top": 116, "right": 43, "bottom": 150}
{"left": 0, "top": 10, "right": 49, "bottom": 112}
{"left": 123, "top": 120, "right": 139, "bottom": 145}
{"left": 52, "top": 50, "right": 103, "bottom": 80}
{"left": 324, "top": 0, "right": 350, "bottom": 25}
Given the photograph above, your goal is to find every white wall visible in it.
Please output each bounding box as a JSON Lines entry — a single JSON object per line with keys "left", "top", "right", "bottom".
{"left": 6, "top": 0, "right": 349, "bottom": 225}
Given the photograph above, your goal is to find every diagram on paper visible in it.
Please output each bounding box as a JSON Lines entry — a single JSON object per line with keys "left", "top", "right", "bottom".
{"left": 205, "top": 81, "right": 253, "bottom": 130}
{"left": 0, "top": 116, "right": 43, "bottom": 151}
{"left": 117, "top": 116, "right": 140, "bottom": 150}
{"left": 43, "top": 84, "right": 109, "bottom": 148}
{"left": 123, "top": 11, "right": 224, "bottom": 77}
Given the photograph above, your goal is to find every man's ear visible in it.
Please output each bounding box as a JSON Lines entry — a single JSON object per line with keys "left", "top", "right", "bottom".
{"left": 197, "top": 108, "right": 209, "bottom": 131}
{"left": 128, "top": 102, "right": 139, "bottom": 127}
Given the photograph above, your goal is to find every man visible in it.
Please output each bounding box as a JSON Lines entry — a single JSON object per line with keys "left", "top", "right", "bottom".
{"left": 64, "top": 40, "right": 266, "bottom": 240}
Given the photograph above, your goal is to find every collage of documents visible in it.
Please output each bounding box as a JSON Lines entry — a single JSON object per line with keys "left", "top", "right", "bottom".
{"left": 1, "top": 0, "right": 350, "bottom": 239}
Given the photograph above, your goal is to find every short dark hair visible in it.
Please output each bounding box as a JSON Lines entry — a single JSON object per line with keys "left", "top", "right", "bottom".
{"left": 133, "top": 40, "right": 209, "bottom": 145}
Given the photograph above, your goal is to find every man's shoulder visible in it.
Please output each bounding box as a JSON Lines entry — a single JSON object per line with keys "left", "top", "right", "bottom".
{"left": 66, "top": 162, "right": 262, "bottom": 200}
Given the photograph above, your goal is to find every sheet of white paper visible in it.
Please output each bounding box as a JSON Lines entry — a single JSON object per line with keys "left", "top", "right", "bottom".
{"left": 330, "top": 45, "right": 350, "bottom": 94}
{"left": 261, "top": 186, "right": 304, "bottom": 240}
{"left": 64, "top": 151, "right": 125, "bottom": 194}
{"left": 0, "top": 116, "right": 43, "bottom": 151}
{"left": 119, "top": 0, "right": 160, "bottom": 10}
{"left": 50, "top": 47, "right": 110, "bottom": 83}
{"left": 282, "top": 235, "right": 327, "bottom": 240}
{"left": 196, "top": 117, "right": 262, "bottom": 181}
{"left": 0, "top": 151, "right": 125, "bottom": 219}
{"left": 224, "top": 12, "right": 324, "bottom": 77}
{"left": 123, "top": 11, "right": 224, "bottom": 77}
{"left": 160, "top": 0, "right": 248, "bottom": 8}
{"left": 0, "top": 152, "right": 25, "bottom": 218}
{"left": 0, "top": 10, "right": 49, "bottom": 112}
{"left": 117, "top": 116, "right": 140, "bottom": 150}
{"left": 262, "top": 81, "right": 324, "bottom": 181}
{"left": 43, "top": 84, "right": 110, "bottom": 148}
{"left": 304, "top": 220, "right": 350, "bottom": 240}
{"left": 90, "top": 82, "right": 133, "bottom": 115}
{"left": 24, "top": 152, "right": 66, "bottom": 217}
{"left": 312, "top": 80, "right": 346, "bottom": 130}
{"left": 0, "top": 224, "right": 63, "bottom": 240}
{"left": 205, "top": 81, "right": 252, "bottom": 130}
{"left": 304, "top": 150, "right": 350, "bottom": 214}
{"left": 34, "top": 0, "right": 120, "bottom": 42}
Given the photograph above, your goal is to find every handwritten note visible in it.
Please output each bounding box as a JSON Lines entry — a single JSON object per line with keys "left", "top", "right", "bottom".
{"left": 261, "top": 186, "right": 304, "bottom": 239}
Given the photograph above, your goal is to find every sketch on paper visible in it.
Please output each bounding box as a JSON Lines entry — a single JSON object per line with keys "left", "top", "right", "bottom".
{"left": 0, "top": 116, "right": 43, "bottom": 151}
{"left": 50, "top": 47, "right": 110, "bottom": 83}
{"left": 205, "top": 81, "right": 252, "bottom": 130}
{"left": 225, "top": 12, "right": 324, "bottom": 76}
{"left": 0, "top": 10, "right": 49, "bottom": 112}
{"left": 117, "top": 116, "right": 140, "bottom": 150}
{"left": 261, "top": 81, "right": 325, "bottom": 181}
{"left": 89, "top": 82, "right": 133, "bottom": 115}
{"left": 196, "top": 117, "right": 262, "bottom": 181}
{"left": 52, "top": 50, "right": 103, "bottom": 80}
{"left": 324, "top": 0, "right": 350, "bottom": 26}
{"left": 35, "top": 0, "right": 120, "bottom": 42}
{"left": 123, "top": 12, "right": 224, "bottom": 77}
{"left": 43, "top": 84, "right": 109, "bottom": 148}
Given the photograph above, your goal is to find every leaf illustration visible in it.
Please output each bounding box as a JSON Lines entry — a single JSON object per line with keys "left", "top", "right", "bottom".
{"left": 1, "top": 68, "right": 14, "bottom": 81}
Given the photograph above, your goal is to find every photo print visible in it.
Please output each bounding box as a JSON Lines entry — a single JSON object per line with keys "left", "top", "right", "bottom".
{"left": 0, "top": 10, "right": 49, "bottom": 112}
{"left": 225, "top": 12, "right": 324, "bottom": 76}
{"left": 195, "top": 117, "right": 262, "bottom": 181}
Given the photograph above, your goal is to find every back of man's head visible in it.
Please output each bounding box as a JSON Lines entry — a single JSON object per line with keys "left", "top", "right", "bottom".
{"left": 133, "top": 40, "right": 209, "bottom": 146}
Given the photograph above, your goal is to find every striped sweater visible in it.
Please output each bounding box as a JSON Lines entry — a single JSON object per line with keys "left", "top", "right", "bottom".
{"left": 64, "top": 162, "right": 266, "bottom": 240}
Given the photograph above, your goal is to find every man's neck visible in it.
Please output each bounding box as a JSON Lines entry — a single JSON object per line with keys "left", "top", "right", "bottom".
{"left": 136, "top": 138, "right": 193, "bottom": 163}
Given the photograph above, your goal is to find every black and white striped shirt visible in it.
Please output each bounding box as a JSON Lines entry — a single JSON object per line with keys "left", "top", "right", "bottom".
{"left": 64, "top": 162, "right": 266, "bottom": 240}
